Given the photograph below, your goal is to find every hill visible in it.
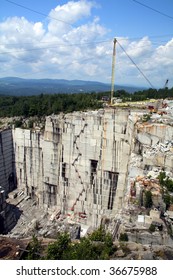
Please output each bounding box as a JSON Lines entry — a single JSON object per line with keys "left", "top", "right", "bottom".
{"left": 0, "top": 77, "right": 146, "bottom": 96}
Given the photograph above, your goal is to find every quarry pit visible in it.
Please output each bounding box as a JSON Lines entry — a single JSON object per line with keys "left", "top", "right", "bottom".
{"left": 1, "top": 104, "right": 173, "bottom": 247}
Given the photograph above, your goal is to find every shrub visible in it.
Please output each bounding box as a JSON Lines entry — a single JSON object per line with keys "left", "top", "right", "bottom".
{"left": 14, "top": 119, "right": 23, "bottom": 128}
{"left": 119, "top": 233, "right": 128, "bottom": 242}
{"left": 149, "top": 223, "right": 156, "bottom": 233}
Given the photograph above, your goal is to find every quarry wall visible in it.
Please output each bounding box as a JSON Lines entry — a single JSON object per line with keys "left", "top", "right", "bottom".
{"left": 11, "top": 108, "right": 135, "bottom": 227}
{"left": 0, "top": 130, "right": 17, "bottom": 233}
{"left": 0, "top": 129, "right": 16, "bottom": 194}
{"left": 129, "top": 122, "right": 173, "bottom": 179}
{"left": 1, "top": 108, "right": 173, "bottom": 229}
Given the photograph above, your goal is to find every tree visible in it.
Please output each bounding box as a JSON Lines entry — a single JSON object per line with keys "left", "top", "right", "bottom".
{"left": 46, "top": 232, "right": 71, "bottom": 260}
{"left": 88, "top": 225, "right": 107, "bottom": 242}
{"left": 119, "top": 233, "right": 128, "bottom": 241}
{"left": 88, "top": 226, "right": 114, "bottom": 258}
{"left": 26, "top": 235, "right": 42, "bottom": 260}
{"left": 70, "top": 238, "right": 98, "bottom": 260}
{"left": 165, "top": 177, "right": 173, "bottom": 192}
{"left": 28, "top": 119, "right": 34, "bottom": 129}
{"left": 44, "top": 227, "right": 114, "bottom": 260}
{"left": 158, "top": 171, "right": 166, "bottom": 186}
{"left": 14, "top": 119, "right": 23, "bottom": 128}
{"left": 163, "top": 193, "right": 171, "bottom": 210}
{"left": 158, "top": 171, "right": 173, "bottom": 194}
{"left": 144, "top": 190, "right": 153, "bottom": 208}
{"left": 149, "top": 223, "right": 156, "bottom": 233}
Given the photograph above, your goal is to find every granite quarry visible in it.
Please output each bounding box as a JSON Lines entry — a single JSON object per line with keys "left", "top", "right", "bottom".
{"left": 1, "top": 99, "right": 173, "bottom": 258}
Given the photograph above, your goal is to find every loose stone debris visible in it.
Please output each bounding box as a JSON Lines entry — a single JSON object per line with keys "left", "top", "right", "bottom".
{"left": 0, "top": 99, "right": 173, "bottom": 259}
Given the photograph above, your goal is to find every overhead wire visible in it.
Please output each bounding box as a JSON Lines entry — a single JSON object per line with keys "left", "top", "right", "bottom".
{"left": 0, "top": 38, "right": 171, "bottom": 82}
{"left": 1, "top": 0, "right": 172, "bottom": 87}
{"left": 0, "top": 40, "right": 112, "bottom": 55}
{"left": 3, "top": 0, "right": 111, "bottom": 50}
{"left": 3, "top": 0, "right": 173, "bottom": 45}
{"left": 120, "top": 34, "right": 173, "bottom": 41}
{"left": 1, "top": 35, "right": 171, "bottom": 46}
{"left": 0, "top": 39, "right": 112, "bottom": 47}
{"left": 0, "top": 52, "right": 109, "bottom": 78}
{"left": 0, "top": 32, "right": 172, "bottom": 86}
{"left": 1, "top": 33, "right": 173, "bottom": 47}
{"left": 116, "top": 39, "right": 155, "bottom": 88}
{"left": 1, "top": 36, "right": 173, "bottom": 57}
{"left": 4, "top": 0, "right": 74, "bottom": 26}
{"left": 131, "top": 0, "right": 173, "bottom": 21}
{"left": 5, "top": 0, "right": 173, "bottom": 25}
{"left": 1, "top": 1, "right": 173, "bottom": 57}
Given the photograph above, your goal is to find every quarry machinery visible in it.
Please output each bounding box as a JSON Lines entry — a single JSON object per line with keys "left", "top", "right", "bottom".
{"left": 164, "top": 79, "right": 169, "bottom": 89}
{"left": 110, "top": 38, "right": 117, "bottom": 106}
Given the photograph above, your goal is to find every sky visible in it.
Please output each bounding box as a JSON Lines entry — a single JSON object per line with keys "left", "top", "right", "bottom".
{"left": 0, "top": 0, "right": 173, "bottom": 88}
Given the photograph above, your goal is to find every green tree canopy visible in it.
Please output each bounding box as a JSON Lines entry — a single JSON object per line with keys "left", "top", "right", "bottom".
{"left": 144, "top": 190, "right": 153, "bottom": 208}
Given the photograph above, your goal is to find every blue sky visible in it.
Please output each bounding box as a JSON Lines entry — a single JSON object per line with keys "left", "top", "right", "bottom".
{"left": 0, "top": 0, "right": 173, "bottom": 88}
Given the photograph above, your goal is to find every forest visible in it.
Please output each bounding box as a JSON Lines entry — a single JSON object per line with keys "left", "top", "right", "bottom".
{"left": 23, "top": 226, "right": 125, "bottom": 260}
{"left": 0, "top": 87, "right": 173, "bottom": 118}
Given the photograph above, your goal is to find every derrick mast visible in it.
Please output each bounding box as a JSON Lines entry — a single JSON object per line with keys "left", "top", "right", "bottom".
{"left": 164, "top": 79, "right": 169, "bottom": 88}
{"left": 111, "top": 38, "right": 117, "bottom": 105}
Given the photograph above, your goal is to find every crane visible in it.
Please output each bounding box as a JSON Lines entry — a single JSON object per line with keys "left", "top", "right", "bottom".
{"left": 164, "top": 79, "right": 169, "bottom": 88}
{"left": 110, "top": 38, "right": 117, "bottom": 105}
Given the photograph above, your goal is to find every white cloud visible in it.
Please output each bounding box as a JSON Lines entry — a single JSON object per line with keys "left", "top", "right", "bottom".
{"left": 0, "top": 0, "right": 173, "bottom": 88}
{"left": 47, "top": 0, "right": 95, "bottom": 36}
{"left": 114, "top": 36, "right": 173, "bottom": 87}
{"left": 154, "top": 39, "right": 173, "bottom": 66}
{"left": 50, "top": 0, "right": 94, "bottom": 23}
{"left": 126, "top": 37, "right": 152, "bottom": 58}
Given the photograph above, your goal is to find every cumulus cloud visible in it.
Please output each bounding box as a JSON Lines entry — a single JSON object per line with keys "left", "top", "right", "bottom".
{"left": 0, "top": 0, "right": 172, "bottom": 88}
{"left": 47, "top": 0, "right": 96, "bottom": 36}
{"left": 154, "top": 39, "right": 173, "bottom": 66}
{"left": 49, "top": 0, "right": 94, "bottom": 24}
{"left": 115, "top": 36, "right": 173, "bottom": 87}
{"left": 126, "top": 37, "right": 152, "bottom": 58}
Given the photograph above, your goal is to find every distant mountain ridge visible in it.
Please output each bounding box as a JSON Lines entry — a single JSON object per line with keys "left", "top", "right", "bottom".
{"left": 0, "top": 77, "right": 146, "bottom": 96}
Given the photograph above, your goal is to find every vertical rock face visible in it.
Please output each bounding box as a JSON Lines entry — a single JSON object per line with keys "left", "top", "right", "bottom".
{"left": 0, "top": 130, "right": 16, "bottom": 195}
{"left": 1, "top": 109, "right": 173, "bottom": 231}
{"left": 2, "top": 106, "right": 173, "bottom": 239}
{"left": 0, "top": 186, "right": 6, "bottom": 232}
{"left": 12, "top": 109, "right": 135, "bottom": 226}
{"left": 132, "top": 122, "right": 173, "bottom": 174}
{"left": 12, "top": 128, "right": 44, "bottom": 204}
{"left": 0, "top": 130, "right": 17, "bottom": 233}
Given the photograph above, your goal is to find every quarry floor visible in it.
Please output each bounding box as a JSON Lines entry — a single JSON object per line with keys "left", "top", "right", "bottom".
{"left": 1, "top": 102, "right": 173, "bottom": 259}
{"left": 6, "top": 193, "right": 88, "bottom": 240}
